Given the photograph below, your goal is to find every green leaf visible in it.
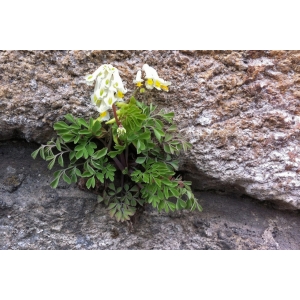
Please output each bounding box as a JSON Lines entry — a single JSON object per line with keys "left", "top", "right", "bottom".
{"left": 91, "top": 176, "right": 95, "bottom": 188}
{"left": 115, "top": 211, "right": 122, "bottom": 222}
{"left": 83, "top": 148, "right": 89, "bottom": 159}
{"left": 142, "top": 173, "right": 150, "bottom": 183}
{"left": 136, "top": 140, "right": 141, "bottom": 152}
{"left": 31, "top": 149, "right": 40, "bottom": 159}
{"left": 164, "top": 133, "right": 173, "bottom": 142}
{"left": 40, "top": 148, "right": 45, "bottom": 160}
{"left": 92, "top": 120, "right": 101, "bottom": 133}
{"left": 48, "top": 159, "right": 56, "bottom": 170}
{"left": 73, "top": 135, "right": 79, "bottom": 145}
{"left": 50, "top": 177, "right": 59, "bottom": 189}
{"left": 63, "top": 173, "right": 71, "bottom": 184}
{"left": 93, "top": 148, "right": 108, "bottom": 159}
{"left": 61, "top": 134, "right": 75, "bottom": 142}
{"left": 69, "top": 151, "right": 75, "bottom": 160}
{"left": 75, "top": 168, "right": 81, "bottom": 176}
{"left": 139, "top": 131, "right": 151, "bottom": 140}
{"left": 162, "top": 112, "right": 175, "bottom": 122}
{"left": 107, "top": 151, "right": 119, "bottom": 158}
{"left": 153, "top": 177, "right": 161, "bottom": 187}
{"left": 167, "top": 201, "right": 176, "bottom": 212}
{"left": 53, "top": 121, "right": 69, "bottom": 130}
{"left": 107, "top": 203, "right": 117, "bottom": 210}
{"left": 89, "top": 142, "right": 97, "bottom": 149}
{"left": 169, "top": 187, "right": 180, "bottom": 197}
{"left": 166, "top": 124, "right": 177, "bottom": 132}
{"left": 96, "top": 172, "right": 104, "bottom": 183}
{"left": 86, "top": 177, "right": 95, "bottom": 189}
{"left": 75, "top": 143, "right": 86, "bottom": 151}
{"left": 153, "top": 129, "right": 161, "bottom": 141}
{"left": 136, "top": 156, "right": 147, "bottom": 164}
{"left": 77, "top": 118, "right": 89, "bottom": 128}
{"left": 64, "top": 114, "right": 76, "bottom": 123}
{"left": 75, "top": 150, "right": 83, "bottom": 159}
{"left": 78, "top": 129, "right": 91, "bottom": 135}
{"left": 86, "top": 163, "right": 95, "bottom": 175}
{"left": 158, "top": 201, "right": 165, "bottom": 211}
{"left": 97, "top": 195, "right": 104, "bottom": 203}
{"left": 167, "top": 161, "right": 179, "bottom": 171}
{"left": 108, "top": 183, "right": 115, "bottom": 191}
{"left": 56, "top": 129, "right": 70, "bottom": 135}
{"left": 163, "top": 144, "right": 171, "bottom": 154}
{"left": 53, "top": 170, "right": 62, "bottom": 178}
{"left": 178, "top": 198, "right": 186, "bottom": 208}
{"left": 182, "top": 141, "right": 193, "bottom": 152}
{"left": 89, "top": 118, "right": 94, "bottom": 129}
{"left": 163, "top": 186, "right": 169, "bottom": 199}
{"left": 86, "top": 144, "right": 94, "bottom": 156}
{"left": 58, "top": 155, "right": 64, "bottom": 167}
{"left": 130, "top": 185, "right": 139, "bottom": 192}
{"left": 55, "top": 139, "right": 61, "bottom": 151}
{"left": 82, "top": 171, "right": 92, "bottom": 177}
{"left": 71, "top": 174, "right": 77, "bottom": 183}
{"left": 109, "top": 207, "right": 117, "bottom": 218}
{"left": 107, "top": 172, "right": 114, "bottom": 182}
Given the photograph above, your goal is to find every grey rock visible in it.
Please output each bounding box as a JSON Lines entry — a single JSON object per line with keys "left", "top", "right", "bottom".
{"left": 1, "top": 140, "right": 300, "bottom": 250}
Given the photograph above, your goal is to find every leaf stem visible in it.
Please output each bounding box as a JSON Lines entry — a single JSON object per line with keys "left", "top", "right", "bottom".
{"left": 112, "top": 104, "right": 121, "bottom": 127}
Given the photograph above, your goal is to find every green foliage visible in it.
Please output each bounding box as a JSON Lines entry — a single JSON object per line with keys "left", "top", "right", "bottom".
{"left": 32, "top": 95, "right": 202, "bottom": 223}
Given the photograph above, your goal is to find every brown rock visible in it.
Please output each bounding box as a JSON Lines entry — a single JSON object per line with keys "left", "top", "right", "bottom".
{"left": 1, "top": 50, "right": 300, "bottom": 209}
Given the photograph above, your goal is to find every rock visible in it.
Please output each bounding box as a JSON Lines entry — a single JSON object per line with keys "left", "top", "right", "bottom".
{"left": 1, "top": 140, "right": 300, "bottom": 250}
{"left": 1, "top": 50, "right": 300, "bottom": 209}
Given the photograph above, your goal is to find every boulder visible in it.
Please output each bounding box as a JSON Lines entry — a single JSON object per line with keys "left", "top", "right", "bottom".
{"left": 1, "top": 50, "right": 300, "bottom": 209}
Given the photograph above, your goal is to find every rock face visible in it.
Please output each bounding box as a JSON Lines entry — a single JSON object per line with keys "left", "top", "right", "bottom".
{"left": 1, "top": 140, "right": 300, "bottom": 250}
{"left": 1, "top": 50, "right": 300, "bottom": 209}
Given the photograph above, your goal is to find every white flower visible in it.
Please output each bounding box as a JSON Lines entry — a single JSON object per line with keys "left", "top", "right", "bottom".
{"left": 141, "top": 64, "right": 171, "bottom": 91}
{"left": 91, "top": 93, "right": 101, "bottom": 107}
{"left": 142, "top": 64, "right": 158, "bottom": 79}
{"left": 87, "top": 64, "right": 127, "bottom": 113}
{"left": 160, "top": 80, "right": 171, "bottom": 92}
{"left": 112, "top": 70, "right": 126, "bottom": 90}
{"left": 133, "top": 70, "right": 144, "bottom": 87}
{"left": 96, "top": 100, "right": 110, "bottom": 113}
{"left": 153, "top": 77, "right": 165, "bottom": 90}
{"left": 98, "top": 110, "right": 110, "bottom": 122}
{"left": 104, "top": 88, "right": 117, "bottom": 108}
{"left": 84, "top": 65, "right": 105, "bottom": 85}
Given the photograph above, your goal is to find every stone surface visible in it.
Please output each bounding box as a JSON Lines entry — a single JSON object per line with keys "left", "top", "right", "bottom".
{"left": 1, "top": 50, "right": 300, "bottom": 208}
{"left": 1, "top": 140, "right": 300, "bottom": 250}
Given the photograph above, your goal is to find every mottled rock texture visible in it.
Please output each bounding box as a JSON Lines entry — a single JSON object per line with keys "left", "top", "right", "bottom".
{"left": 1, "top": 50, "right": 300, "bottom": 209}
{"left": 1, "top": 140, "right": 300, "bottom": 250}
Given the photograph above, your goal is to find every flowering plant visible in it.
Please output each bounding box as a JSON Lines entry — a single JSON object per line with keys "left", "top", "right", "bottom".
{"left": 32, "top": 64, "right": 202, "bottom": 222}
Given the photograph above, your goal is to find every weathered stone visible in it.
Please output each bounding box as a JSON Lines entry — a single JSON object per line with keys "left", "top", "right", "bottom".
{"left": 1, "top": 50, "right": 300, "bottom": 209}
{"left": 1, "top": 140, "right": 300, "bottom": 250}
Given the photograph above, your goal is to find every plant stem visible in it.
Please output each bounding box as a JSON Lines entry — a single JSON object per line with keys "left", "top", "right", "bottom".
{"left": 107, "top": 126, "right": 112, "bottom": 151}
{"left": 125, "top": 144, "right": 129, "bottom": 167}
{"left": 112, "top": 157, "right": 124, "bottom": 171}
{"left": 112, "top": 104, "right": 121, "bottom": 127}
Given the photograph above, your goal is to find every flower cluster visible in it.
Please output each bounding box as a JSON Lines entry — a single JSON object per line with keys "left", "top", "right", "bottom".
{"left": 85, "top": 64, "right": 127, "bottom": 121}
{"left": 133, "top": 64, "right": 171, "bottom": 92}
{"left": 85, "top": 64, "right": 172, "bottom": 123}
